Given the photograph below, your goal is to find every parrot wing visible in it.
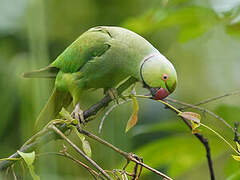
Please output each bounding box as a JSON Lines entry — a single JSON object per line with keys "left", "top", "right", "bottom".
{"left": 23, "top": 27, "right": 113, "bottom": 131}
{"left": 51, "top": 27, "right": 112, "bottom": 73}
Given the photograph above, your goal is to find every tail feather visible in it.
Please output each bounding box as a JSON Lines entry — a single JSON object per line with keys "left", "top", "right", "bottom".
{"left": 34, "top": 88, "right": 73, "bottom": 131}
{"left": 22, "top": 66, "right": 59, "bottom": 78}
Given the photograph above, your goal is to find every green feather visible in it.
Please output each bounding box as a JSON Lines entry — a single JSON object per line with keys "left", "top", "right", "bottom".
{"left": 23, "top": 26, "right": 177, "bottom": 129}
{"left": 22, "top": 66, "right": 58, "bottom": 79}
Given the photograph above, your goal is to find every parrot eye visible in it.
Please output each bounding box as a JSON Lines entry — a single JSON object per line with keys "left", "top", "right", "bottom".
{"left": 161, "top": 74, "right": 168, "bottom": 81}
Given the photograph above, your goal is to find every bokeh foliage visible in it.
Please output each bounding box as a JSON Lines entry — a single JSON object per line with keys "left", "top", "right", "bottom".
{"left": 0, "top": 0, "right": 240, "bottom": 179}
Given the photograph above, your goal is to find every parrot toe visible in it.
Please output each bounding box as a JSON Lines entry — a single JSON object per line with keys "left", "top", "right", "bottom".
{"left": 71, "top": 103, "right": 86, "bottom": 126}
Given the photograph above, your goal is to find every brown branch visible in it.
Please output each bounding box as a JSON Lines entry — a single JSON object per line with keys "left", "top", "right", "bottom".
{"left": 38, "top": 151, "right": 101, "bottom": 180}
{"left": 0, "top": 77, "right": 136, "bottom": 171}
{"left": 234, "top": 122, "right": 240, "bottom": 144}
{"left": 180, "top": 90, "right": 240, "bottom": 109}
{"left": 136, "top": 157, "right": 143, "bottom": 180}
{"left": 164, "top": 99, "right": 215, "bottom": 180}
{"left": 2, "top": 79, "right": 232, "bottom": 180}
{"left": 50, "top": 125, "right": 112, "bottom": 180}
{"left": 77, "top": 127, "right": 173, "bottom": 180}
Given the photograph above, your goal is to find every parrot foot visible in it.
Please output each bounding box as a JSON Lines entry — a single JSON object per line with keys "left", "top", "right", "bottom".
{"left": 106, "top": 88, "right": 119, "bottom": 104}
{"left": 71, "top": 103, "right": 86, "bottom": 126}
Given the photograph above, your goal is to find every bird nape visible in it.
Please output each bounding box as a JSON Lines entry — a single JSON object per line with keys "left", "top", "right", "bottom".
{"left": 22, "top": 26, "right": 177, "bottom": 129}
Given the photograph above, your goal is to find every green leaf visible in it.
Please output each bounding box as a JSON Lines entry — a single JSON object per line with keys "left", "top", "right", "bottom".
{"left": 73, "top": 127, "right": 85, "bottom": 141}
{"left": 17, "top": 151, "right": 40, "bottom": 180}
{"left": 73, "top": 127, "right": 92, "bottom": 157}
{"left": 59, "top": 108, "right": 74, "bottom": 122}
{"left": 191, "top": 121, "right": 201, "bottom": 134}
{"left": 82, "top": 140, "right": 92, "bottom": 158}
{"left": 232, "top": 155, "right": 240, "bottom": 161}
{"left": 179, "top": 112, "right": 201, "bottom": 134}
{"left": 125, "top": 96, "right": 139, "bottom": 132}
{"left": 18, "top": 151, "right": 35, "bottom": 166}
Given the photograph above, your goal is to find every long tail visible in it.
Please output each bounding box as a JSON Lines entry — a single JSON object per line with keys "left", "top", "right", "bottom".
{"left": 34, "top": 88, "right": 73, "bottom": 131}
{"left": 22, "top": 66, "right": 59, "bottom": 78}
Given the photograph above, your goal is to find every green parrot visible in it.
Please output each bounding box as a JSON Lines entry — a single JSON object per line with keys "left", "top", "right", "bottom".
{"left": 23, "top": 26, "right": 177, "bottom": 128}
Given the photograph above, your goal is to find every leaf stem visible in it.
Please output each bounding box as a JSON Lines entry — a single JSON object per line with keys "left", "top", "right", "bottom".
{"left": 133, "top": 95, "right": 181, "bottom": 113}
{"left": 134, "top": 95, "right": 240, "bottom": 155}
{"left": 200, "top": 123, "right": 240, "bottom": 155}
{"left": 0, "top": 158, "right": 21, "bottom": 162}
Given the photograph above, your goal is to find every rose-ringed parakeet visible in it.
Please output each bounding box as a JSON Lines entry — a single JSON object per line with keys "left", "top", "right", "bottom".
{"left": 23, "top": 26, "right": 177, "bottom": 128}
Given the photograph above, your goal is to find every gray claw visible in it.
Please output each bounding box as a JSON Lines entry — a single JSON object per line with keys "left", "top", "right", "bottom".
{"left": 71, "top": 103, "right": 86, "bottom": 125}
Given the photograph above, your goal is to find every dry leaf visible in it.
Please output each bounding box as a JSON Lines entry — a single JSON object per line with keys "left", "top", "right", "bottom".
{"left": 125, "top": 96, "right": 139, "bottom": 132}
{"left": 179, "top": 112, "right": 201, "bottom": 123}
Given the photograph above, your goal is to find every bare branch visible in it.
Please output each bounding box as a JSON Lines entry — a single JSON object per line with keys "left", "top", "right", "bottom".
{"left": 135, "top": 95, "right": 216, "bottom": 180}
{"left": 161, "top": 99, "right": 215, "bottom": 180}
{"left": 180, "top": 90, "right": 240, "bottom": 109}
{"left": 50, "top": 125, "right": 112, "bottom": 180}
{"left": 0, "top": 77, "right": 136, "bottom": 170}
{"left": 99, "top": 100, "right": 131, "bottom": 133}
{"left": 37, "top": 152, "right": 102, "bottom": 180}
{"left": 77, "top": 127, "right": 173, "bottom": 180}
{"left": 3, "top": 79, "right": 235, "bottom": 180}
{"left": 167, "top": 97, "right": 235, "bottom": 133}
{"left": 11, "top": 166, "right": 17, "bottom": 180}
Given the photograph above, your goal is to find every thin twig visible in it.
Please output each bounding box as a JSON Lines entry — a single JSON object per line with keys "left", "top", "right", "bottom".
{"left": 50, "top": 125, "right": 112, "bottom": 180}
{"left": 131, "top": 154, "right": 143, "bottom": 180}
{"left": 0, "top": 77, "right": 137, "bottom": 170}
{"left": 180, "top": 90, "right": 240, "bottom": 109}
{"left": 99, "top": 100, "right": 131, "bottom": 133}
{"left": 132, "top": 162, "right": 139, "bottom": 180}
{"left": 4, "top": 167, "right": 10, "bottom": 180}
{"left": 135, "top": 95, "right": 215, "bottom": 180}
{"left": 234, "top": 122, "right": 240, "bottom": 145}
{"left": 163, "top": 100, "right": 215, "bottom": 180}
{"left": 11, "top": 166, "right": 17, "bottom": 180}
{"left": 77, "top": 127, "right": 173, "bottom": 180}
{"left": 167, "top": 97, "right": 235, "bottom": 133}
{"left": 20, "top": 161, "right": 26, "bottom": 180}
{"left": 38, "top": 152, "right": 101, "bottom": 180}
{"left": 136, "top": 158, "right": 143, "bottom": 180}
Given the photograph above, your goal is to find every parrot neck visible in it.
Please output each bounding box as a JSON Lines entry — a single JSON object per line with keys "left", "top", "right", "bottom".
{"left": 139, "top": 53, "right": 160, "bottom": 85}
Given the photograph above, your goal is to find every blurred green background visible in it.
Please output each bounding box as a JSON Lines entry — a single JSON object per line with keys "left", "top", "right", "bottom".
{"left": 0, "top": 0, "right": 240, "bottom": 179}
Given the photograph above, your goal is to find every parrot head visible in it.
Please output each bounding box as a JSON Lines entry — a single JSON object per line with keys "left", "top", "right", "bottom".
{"left": 140, "top": 53, "right": 177, "bottom": 100}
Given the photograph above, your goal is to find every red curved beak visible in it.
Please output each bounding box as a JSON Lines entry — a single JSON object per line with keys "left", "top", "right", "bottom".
{"left": 151, "top": 88, "right": 169, "bottom": 100}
